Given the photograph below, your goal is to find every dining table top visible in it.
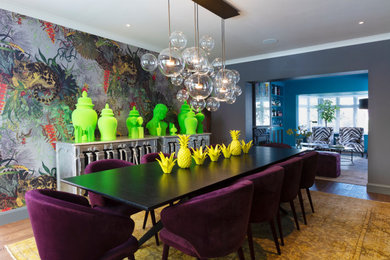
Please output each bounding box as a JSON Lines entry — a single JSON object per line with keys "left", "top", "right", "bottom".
{"left": 62, "top": 146, "right": 304, "bottom": 211}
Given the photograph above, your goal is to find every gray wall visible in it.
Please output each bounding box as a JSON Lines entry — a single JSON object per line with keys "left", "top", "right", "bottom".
{"left": 212, "top": 40, "right": 390, "bottom": 194}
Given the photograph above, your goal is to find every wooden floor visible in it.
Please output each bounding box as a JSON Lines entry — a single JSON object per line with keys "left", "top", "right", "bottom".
{"left": 1, "top": 180, "right": 390, "bottom": 260}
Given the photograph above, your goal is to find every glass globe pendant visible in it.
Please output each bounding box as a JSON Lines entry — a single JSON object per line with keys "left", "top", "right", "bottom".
{"left": 176, "top": 88, "right": 189, "bottom": 102}
{"left": 200, "top": 35, "right": 215, "bottom": 53}
{"left": 140, "top": 53, "right": 158, "bottom": 72}
{"left": 182, "top": 47, "right": 209, "bottom": 72}
{"left": 186, "top": 73, "right": 213, "bottom": 100}
{"left": 190, "top": 98, "right": 206, "bottom": 112}
{"left": 171, "top": 74, "right": 184, "bottom": 86}
{"left": 206, "top": 97, "right": 220, "bottom": 112}
{"left": 170, "top": 31, "right": 187, "bottom": 50}
{"left": 157, "top": 47, "right": 184, "bottom": 77}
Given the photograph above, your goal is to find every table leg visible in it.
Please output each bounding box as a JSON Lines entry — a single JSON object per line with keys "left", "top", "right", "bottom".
{"left": 138, "top": 220, "right": 163, "bottom": 246}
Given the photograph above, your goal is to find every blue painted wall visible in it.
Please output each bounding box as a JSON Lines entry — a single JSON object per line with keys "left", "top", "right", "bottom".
{"left": 281, "top": 73, "right": 368, "bottom": 150}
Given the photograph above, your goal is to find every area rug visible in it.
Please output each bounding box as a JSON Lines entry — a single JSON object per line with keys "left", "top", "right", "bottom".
{"left": 316, "top": 156, "right": 368, "bottom": 186}
{"left": 6, "top": 191, "right": 390, "bottom": 259}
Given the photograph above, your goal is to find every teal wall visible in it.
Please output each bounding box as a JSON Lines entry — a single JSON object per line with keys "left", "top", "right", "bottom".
{"left": 282, "top": 73, "right": 368, "bottom": 149}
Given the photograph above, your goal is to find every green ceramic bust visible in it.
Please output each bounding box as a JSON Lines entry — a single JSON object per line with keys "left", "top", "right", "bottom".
{"left": 146, "top": 104, "right": 168, "bottom": 136}
{"left": 126, "top": 106, "right": 144, "bottom": 139}
{"left": 184, "top": 110, "right": 198, "bottom": 135}
{"left": 195, "top": 112, "right": 205, "bottom": 133}
{"left": 98, "top": 104, "right": 117, "bottom": 141}
{"left": 71, "top": 91, "right": 97, "bottom": 142}
{"left": 178, "top": 101, "right": 191, "bottom": 134}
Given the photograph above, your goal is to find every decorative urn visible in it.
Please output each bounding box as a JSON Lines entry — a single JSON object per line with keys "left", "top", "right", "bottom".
{"left": 98, "top": 104, "right": 117, "bottom": 141}
{"left": 71, "top": 91, "right": 97, "bottom": 143}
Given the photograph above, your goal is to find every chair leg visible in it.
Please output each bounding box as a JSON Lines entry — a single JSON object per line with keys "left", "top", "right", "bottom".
{"left": 150, "top": 210, "right": 160, "bottom": 246}
{"left": 290, "top": 200, "right": 300, "bottom": 230}
{"left": 269, "top": 219, "right": 281, "bottom": 255}
{"left": 276, "top": 210, "right": 284, "bottom": 246}
{"left": 237, "top": 247, "right": 245, "bottom": 260}
{"left": 247, "top": 224, "right": 255, "bottom": 260}
{"left": 306, "top": 188, "right": 315, "bottom": 213}
{"left": 142, "top": 210, "right": 149, "bottom": 229}
{"left": 297, "top": 189, "right": 307, "bottom": 225}
{"left": 162, "top": 244, "right": 169, "bottom": 260}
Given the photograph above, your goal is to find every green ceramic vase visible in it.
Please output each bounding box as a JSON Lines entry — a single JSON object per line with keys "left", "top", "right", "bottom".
{"left": 71, "top": 91, "right": 97, "bottom": 143}
{"left": 98, "top": 104, "right": 117, "bottom": 141}
{"left": 185, "top": 110, "right": 198, "bottom": 135}
{"left": 126, "top": 106, "right": 144, "bottom": 139}
{"left": 178, "top": 101, "right": 191, "bottom": 134}
{"left": 195, "top": 112, "right": 205, "bottom": 133}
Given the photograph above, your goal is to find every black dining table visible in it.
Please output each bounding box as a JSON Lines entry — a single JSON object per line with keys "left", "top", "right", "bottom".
{"left": 62, "top": 146, "right": 304, "bottom": 245}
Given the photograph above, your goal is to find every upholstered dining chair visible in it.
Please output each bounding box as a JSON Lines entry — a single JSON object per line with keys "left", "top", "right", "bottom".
{"left": 297, "top": 151, "right": 319, "bottom": 225}
{"left": 274, "top": 157, "right": 303, "bottom": 245}
{"left": 238, "top": 166, "right": 285, "bottom": 257}
{"left": 25, "top": 189, "right": 138, "bottom": 260}
{"left": 260, "top": 143, "right": 292, "bottom": 149}
{"left": 159, "top": 180, "right": 254, "bottom": 260}
{"left": 85, "top": 159, "right": 160, "bottom": 245}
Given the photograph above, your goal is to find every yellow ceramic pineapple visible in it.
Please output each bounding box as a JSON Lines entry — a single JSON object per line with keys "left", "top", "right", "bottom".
{"left": 177, "top": 135, "right": 192, "bottom": 168}
{"left": 156, "top": 152, "right": 176, "bottom": 173}
{"left": 230, "top": 130, "right": 242, "bottom": 156}
{"left": 241, "top": 140, "right": 253, "bottom": 153}
{"left": 207, "top": 145, "right": 221, "bottom": 162}
{"left": 192, "top": 147, "right": 208, "bottom": 165}
{"left": 220, "top": 143, "right": 232, "bottom": 159}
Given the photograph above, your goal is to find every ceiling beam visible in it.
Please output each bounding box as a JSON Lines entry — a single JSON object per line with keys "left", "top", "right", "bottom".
{"left": 192, "top": 0, "right": 240, "bottom": 19}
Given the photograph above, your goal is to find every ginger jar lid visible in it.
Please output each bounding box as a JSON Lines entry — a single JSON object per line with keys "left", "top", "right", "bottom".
{"left": 76, "top": 91, "right": 94, "bottom": 108}
{"left": 180, "top": 101, "right": 191, "bottom": 112}
{"left": 101, "top": 104, "right": 114, "bottom": 117}
{"left": 128, "top": 106, "right": 140, "bottom": 117}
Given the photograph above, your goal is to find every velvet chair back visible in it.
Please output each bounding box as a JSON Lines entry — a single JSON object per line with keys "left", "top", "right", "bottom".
{"left": 159, "top": 180, "right": 253, "bottom": 258}
{"left": 84, "top": 159, "right": 134, "bottom": 208}
{"left": 26, "top": 189, "right": 138, "bottom": 260}
{"left": 140, "top": 152, "right": 171, "bottom": 164}
{"left": 275, "top": 157, "right": 303, "bottom": 202}
{"left": 260, "top": 143, "right": 292, "bottom": 149}
{"left": 299, "top": 151, "right": 319, "bottom": 188}
{"left": 239, "top": 166, "right": 285, "bottom": 222}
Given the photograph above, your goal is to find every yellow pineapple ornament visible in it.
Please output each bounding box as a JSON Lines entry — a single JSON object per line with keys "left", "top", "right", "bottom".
{"left": 230, "top": 130, "right": 242, "bottom": 156}
{"left": 177, "top": 135, "right": 192, "bottom": 168}
{"left": 241, "top": 140, "right": 253, "bottom": 154}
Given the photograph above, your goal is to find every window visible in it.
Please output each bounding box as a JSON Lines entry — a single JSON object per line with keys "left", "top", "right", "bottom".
{"left": 298, "top": 93, "right": 368, "bottom": 134}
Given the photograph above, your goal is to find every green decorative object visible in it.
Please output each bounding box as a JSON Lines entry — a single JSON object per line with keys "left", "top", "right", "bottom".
{"left": 71, "top": 91, "right": 97, "bottom": 143}
{"left": 126, "top": 106, "right": 144, "bottom": 139}
{"left": 184, "top": 110, "right": 198, "bottom": 135}
{"left": 98, "top": 104, "right": 117, "bottom": 141}
{"left": 146, "top": 104, "right": 168, "bottom": 136}
{"left": 178, "top": 101, "right": 191, "bottom": 134}
{"left": 316, "top": 100, "right": 339, "bottom": 127}
{"left": 169, "top": 123, "right": 178, "bottom": 136}
{"left": 195, "top": 112, "right": 205, "bottom": 133}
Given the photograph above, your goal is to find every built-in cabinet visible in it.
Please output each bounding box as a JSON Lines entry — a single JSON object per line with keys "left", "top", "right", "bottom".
{"left": 252, "top": 81, "right": 284, "bottom": 144}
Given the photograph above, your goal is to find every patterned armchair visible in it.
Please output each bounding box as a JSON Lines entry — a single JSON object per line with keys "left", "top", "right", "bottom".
{"left": 337, "top": 127, "right": 364, "bottom": 156}
{"left": 310, "top": 127, "right": 334, "bottom": 145}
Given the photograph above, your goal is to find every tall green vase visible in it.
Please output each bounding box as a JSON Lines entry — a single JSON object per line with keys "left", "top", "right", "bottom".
{"left": 98, "top": 104, "right": 117, "bottom": 141}
{"left": 71, "top": 91, "right": 97, "bottom": 143}
{"left": 185, "top": 110, "right": 198, "bottom": 135}
{"left": 178, "top": 101, "right": 191, "bottom": 134}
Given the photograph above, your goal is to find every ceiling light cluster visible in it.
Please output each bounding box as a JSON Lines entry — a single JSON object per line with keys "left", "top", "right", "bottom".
{"left": 140, "top": 0, "right": 241, "bottom": 112}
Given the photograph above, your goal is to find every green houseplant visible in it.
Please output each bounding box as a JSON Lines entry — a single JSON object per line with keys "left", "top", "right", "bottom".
{"left": 287, "top": 126, "right": 312, "bottom": 148}
{"left": 316, "top": 100, "right": 339, "bottom": 127}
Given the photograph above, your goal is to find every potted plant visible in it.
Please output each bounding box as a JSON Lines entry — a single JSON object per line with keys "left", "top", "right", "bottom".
{"left": 316, "top": 100, "right": 339, "bottom": 127}
{"left": 286, "top": 126, "right": 312, "bottom": 148}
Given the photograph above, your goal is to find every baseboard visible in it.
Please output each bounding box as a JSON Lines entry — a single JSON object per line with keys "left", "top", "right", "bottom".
{"left": 0, "top": 207, "right": 29, "bottom": 226}
{"left": 367, "top": 183, "right": 390, "bottom": 195}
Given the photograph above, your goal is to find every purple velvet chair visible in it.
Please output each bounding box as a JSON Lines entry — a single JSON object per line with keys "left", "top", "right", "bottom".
{"left": 260, "top": 143, "right": 292, "bottom": 149}
{"left": 140, "top": 152, "right": 171, "bottom": 164}
{"left": 84, "top": 159, "right": 160, "bottom": 245}
{"left": 159, "top": 180, "right": 254, "bottom": 260}
{"left": 25, "top": 189, "right": 138, "bottom": 260}
{"left": 274, "top": 157, "right": 303, "bottom": 245}
{"left": 239, "top": 166, "right": 285, "bottom": 257}
{"left": 297, "top": 151, "right": 319, "bottom": 225}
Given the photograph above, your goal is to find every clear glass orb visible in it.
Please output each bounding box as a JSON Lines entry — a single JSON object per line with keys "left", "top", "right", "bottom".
{"left": 171, "top": 75, "right": 184, "bottom": 86}
{"left": 213, "top": 82, "right": 234, "bottom": 102}
{"left": 226, "top": 93, "right": 237, "bottom": 104}
{"left": 190, "top": 98, "right": 206, "bottom": 112}
{"left": 140, "top": 53, "right": 157, "bottom": 72}
{"left": 182, "top": 47, "right": 209, "bottom": 72}
{"left": 197, "top": 60, "right": 212, "bottom": 75}
{"left": 169, "top": 31, "right": 187, "bottom": 51}
{"left": 206, "top": 97, "right": 220, "bottom": 112}
{"left": 226, "top": 70, "right": 239, "bottom": 84}
{"left": 233, "top": 85, "right": 242, "bottom": 96}
{"left": 200, "top": 35, "right": 215, "bottom": 52}
{"left": 187, "top": 73, "right": 213, "bottom": 100}
{"left": 158, "top": 47, "right": 185, "bottom": 77}
{"left": 214, "top": 69, "right": 235, "bottom": 89}
{"left": 176, "top": 88, "right": 189, "bottom": 103}
{"left": 212, "top": 57, "right": 224, "bottom": 70}
{"left": 181, "top": 69, "right": 192, "bottom": 79}
{"left": 232, "top": 69, "right": 240, "bottom": 83}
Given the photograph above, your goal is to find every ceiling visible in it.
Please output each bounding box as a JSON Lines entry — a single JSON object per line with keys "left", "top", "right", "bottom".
{"left": 1, "top": 0, "right": 390, "bottom": 64}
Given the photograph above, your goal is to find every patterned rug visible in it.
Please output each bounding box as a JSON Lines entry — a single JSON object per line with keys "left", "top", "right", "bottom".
{"left": 6, "top": 191, "right": 390, "bottom": 259}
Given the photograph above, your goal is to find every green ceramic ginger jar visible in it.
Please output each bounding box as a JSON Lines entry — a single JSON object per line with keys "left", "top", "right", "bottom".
{"left": 178, "top": 101, "right": 191, "bottom": 134}
{"left": 195, "top": 112, "right": 205, "bottom": 133}
{"left": 184, "top": 110, "right": 198, "bottom": 135}
{"left": 98, "top": 104, "right": 117, "bottom": 141}
{"left": 126, "top": 106, "right": 144, "bottom": 139}
{"left": 72, "top": 91, "right": 97, "bottom": 143}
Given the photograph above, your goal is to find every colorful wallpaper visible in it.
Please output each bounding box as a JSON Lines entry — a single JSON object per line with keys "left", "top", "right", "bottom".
{"left": 0, "top": 8, "right": 182, "bottom": 212}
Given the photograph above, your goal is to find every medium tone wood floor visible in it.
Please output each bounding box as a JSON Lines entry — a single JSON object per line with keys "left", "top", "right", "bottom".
{"left": 1, "top": 180, "right": 390, "bottom": 260}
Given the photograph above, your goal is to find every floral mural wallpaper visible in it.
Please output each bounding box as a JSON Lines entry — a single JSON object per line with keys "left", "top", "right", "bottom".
{"left": 0, "top": 8, "right": 182, "bottom": 212}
